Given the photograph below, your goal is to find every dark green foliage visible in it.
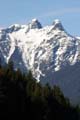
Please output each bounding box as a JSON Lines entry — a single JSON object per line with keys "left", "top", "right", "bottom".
{"left": 7, "top": 60, "right": 14, "bottom": 71}
{"left": 0, "top": 63, "right": 79, "bottom": 119}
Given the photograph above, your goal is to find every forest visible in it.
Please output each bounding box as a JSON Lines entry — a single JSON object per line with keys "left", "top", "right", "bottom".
{"left": 0, "top": 61, "right": 80, "bottom": 119}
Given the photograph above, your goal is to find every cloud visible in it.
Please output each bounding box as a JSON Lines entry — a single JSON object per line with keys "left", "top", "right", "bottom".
{"left": 38, "top": 8, "right": 80, "bottom": 18}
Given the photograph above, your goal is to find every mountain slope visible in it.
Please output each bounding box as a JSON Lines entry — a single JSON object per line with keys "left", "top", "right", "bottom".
{"left": 0, "top": 19, "right": 80, "bottom": 104}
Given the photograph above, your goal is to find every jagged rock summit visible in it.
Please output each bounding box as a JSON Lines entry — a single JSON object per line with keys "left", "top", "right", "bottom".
{"left": 28, "top": 18, "right": 42, "bottom": 29}
{"left": 52, "top": 19, "right": 65, "bottom": 31}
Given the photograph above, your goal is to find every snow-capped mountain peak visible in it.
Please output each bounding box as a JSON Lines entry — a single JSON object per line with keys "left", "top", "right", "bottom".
{"left": 52, "top": 19, "right": 64, "bottom": 31}
{"left": 53, "top": 19, "right": 61, "bottom": 24}
{"left": 0, "top": 19, "right": 80, "bottom": 104}
{"left": 28, "top": 18, "right": 42, "bottom": 29}
{"left": 31, "top": 18, "right": 39, "bottom": 23}
{"left": 2, "top": 24, "right": 21, "bottom": 33}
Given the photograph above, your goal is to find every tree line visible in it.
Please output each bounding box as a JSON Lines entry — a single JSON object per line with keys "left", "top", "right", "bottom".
{"left": 0, "top": 61, "right": 80, "bottom": 119}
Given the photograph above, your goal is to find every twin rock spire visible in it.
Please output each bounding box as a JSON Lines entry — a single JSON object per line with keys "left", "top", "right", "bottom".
{"left": 29, "top": 18, "right": 64, "bottom": 30}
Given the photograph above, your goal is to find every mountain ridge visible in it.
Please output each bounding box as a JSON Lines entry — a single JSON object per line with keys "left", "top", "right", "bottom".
{"left": 0, "top": 19, "right": 80, "bottom": 104}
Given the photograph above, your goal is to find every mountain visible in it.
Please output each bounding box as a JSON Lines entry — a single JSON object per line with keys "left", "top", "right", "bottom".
{"left": 0, "top": 19, "right": 80, "bottom": 104}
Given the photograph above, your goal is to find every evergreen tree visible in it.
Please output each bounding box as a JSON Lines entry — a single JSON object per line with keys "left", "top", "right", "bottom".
{"left": 0, "top": 63, "right": 79, "bottom": 120}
